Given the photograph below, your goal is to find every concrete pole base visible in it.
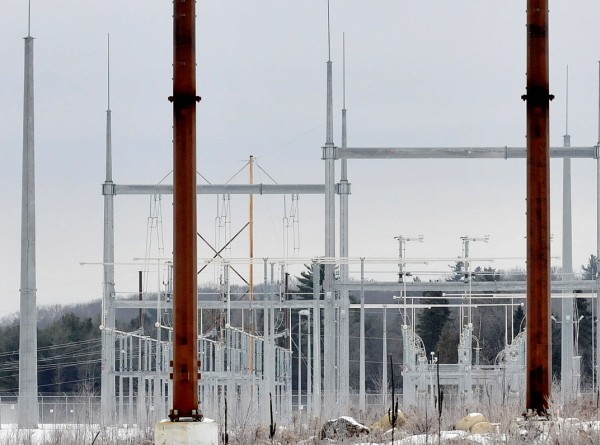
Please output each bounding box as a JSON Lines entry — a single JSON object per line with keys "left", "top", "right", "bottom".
{"left": 155, "top": 418, "right": 218, "bottom": 445}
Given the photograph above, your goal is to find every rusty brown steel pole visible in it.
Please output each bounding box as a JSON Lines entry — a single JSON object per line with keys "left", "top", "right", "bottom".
{"left": 523, "top": 0, "right": 553, "bottom": 415}
{"left": 169, "top": 0, "right": 201, "bottom": 421}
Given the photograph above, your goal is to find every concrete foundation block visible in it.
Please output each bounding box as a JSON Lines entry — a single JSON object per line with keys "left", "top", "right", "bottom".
{"left": 155, "top": 418, "right": 218, "bottom": 445}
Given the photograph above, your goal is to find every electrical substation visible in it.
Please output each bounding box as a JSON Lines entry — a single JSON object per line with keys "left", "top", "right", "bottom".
{"left": 14, "top": 0, "right": 600, "bottom": 432}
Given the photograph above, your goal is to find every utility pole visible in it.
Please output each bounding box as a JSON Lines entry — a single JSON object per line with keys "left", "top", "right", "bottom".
{"left": 394, "top": 235, "right": 423, "bottom": 329}
{"left": 157, "top": 0, "right": 218, "bottom": 438}
{"left": 460, "top": 235, "right": 489, "bottom": 325}
{"left": 322, "top": 0, "right": 337, "bottom": 414}
{"left": 523, "top": 0, "right": 553, "bottom": 415}
{"left": 338, "top": 32, "right": 351, "bottom": 410}
{"left": 359, "top": 258, "right": 365, "bottom": 411}
{"left": 249, "top": 155, "right": 255, "bottom": 375}
{"left": 561, "top": 67, "right": 575, "bottom": 403}
{"left": 18, "top": 0, "right": 39, "bottom": 428}
{"left": 101, "top": 33, "right": 116, "bottom": 425}
{"left": 312, "top": 262, "right": 322, "bottom": 416}
{"left": 382, "top": 305, "right": 387, "bottom": 409}
{"left": 596, "top": 61, "right": 600, "bottom": 396}
{"left": 394, "top": 235, "right": 424, "bottom": 284}
{"left": 169, "top": 0, "right": 201, "bottom": 421}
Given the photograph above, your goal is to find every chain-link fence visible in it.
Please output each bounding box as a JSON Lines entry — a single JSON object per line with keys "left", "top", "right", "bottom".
{"left": 0, "top": 394, "right": 166, "bottom": 427}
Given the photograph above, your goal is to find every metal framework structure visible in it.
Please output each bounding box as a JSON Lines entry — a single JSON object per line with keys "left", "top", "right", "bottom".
{"left": 97, "top": 60, "right": 600, "bottom": 429}
{"left": 16, "top": 1, "right": 600, "bottom": 428}
{"left": 100, "top": 256, "right": 597, "bottom": 424}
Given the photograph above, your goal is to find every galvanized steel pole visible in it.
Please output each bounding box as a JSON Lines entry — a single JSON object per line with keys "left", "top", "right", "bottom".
{"left": 169, "top": 0, "right": 201, "bottom": 421}
{"left": 359, "top": 258, "right": 365, "bottom": 411}
{"left": 323, "top": 2, "right": 337, "bottom": 413}
{"left": 560, "top": 87, "right": 575, "bottom": 402}
{"left": 101, "top": 35, "right": 116, "bottom": 425}
{"left": 298, "top": 311, "right": 302, "bottom": 410}
{"left": 524, "top": 0, "right": 552, "bottom": 415}
{"left": 312, "top": 263, "right": 322, "bottom": 416}
{"left": 596, "top": 61, "right": 600, "bottom": 395}
{"left": 382, "top": 305, "right": 387, "bottom": 409}
{"left": 339, "top": 33, "right": 351, "bottom": 409}
{"left": 18, "top": 20, "right": 40, "bottom": 428}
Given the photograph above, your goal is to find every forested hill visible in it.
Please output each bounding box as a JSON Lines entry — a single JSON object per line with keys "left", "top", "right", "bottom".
{"left": 0, "top": 309, "right": 102, "bottom": 395}
{"left": 0, "top": 298, "right": 151, "bottom": 395}
{"left": 0, "top": 287, "right": 225, "bottom": 395}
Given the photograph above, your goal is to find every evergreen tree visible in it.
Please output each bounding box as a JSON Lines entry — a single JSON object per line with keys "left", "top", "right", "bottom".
{"left": 473, "top": 266, "right": 500, "bottom": 282}
{"left": 581, "top": 254, "right": 598, "bottom": 280}
{"left": 38, "top": 313, "right": 101, "bottom": 393}
{"left": 552, "top": 311, "right": 561, "bottom": 379}
{"left": 513, "top": 304, "right": 526, "bottom": 334}
{"left": 436, "top": 316, "right": 460, "bottom": 363}
{"left": 433, "top": 261, "right": 467, "bottom": 363}
{"left": 447, "top": 261, "right": 467, "bottom": 282}
{"left": 291, "top": 264, "right": 325, "bottom": 392}
{"left": 416, "top": 292, "right": 450, "bottom": 354}
{"left": 0, "top": 322, "right": 19, "bottom": 392}
{"left": 295, "top": 264, "right": 324, "bottom": 300}
{"left": 574, "top": 294, "right": 593, "bottom": 384}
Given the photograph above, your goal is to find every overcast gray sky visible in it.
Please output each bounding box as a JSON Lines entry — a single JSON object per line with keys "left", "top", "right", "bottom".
{"left": 1, "top": 1, "right": 599, "bottom": 318}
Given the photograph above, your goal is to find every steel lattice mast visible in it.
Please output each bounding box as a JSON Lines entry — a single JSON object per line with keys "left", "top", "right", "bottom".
{"left": 524, "top": 0, "right": 553, "bottom": 414}
{"left": 169, "top": 0, "right": 201, "bottom": 421}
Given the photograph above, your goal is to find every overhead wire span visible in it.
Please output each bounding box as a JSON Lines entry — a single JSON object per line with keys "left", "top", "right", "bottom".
{"left": 0, "top": 342, "right": 101, "bottom": 367}
{"left": 0, "top": 337, "right": 100, "bottom": 358}
{"left": 254, "top": 162, "right": 283, "bottom": 256}
{"left": 214, "top": 193, "right": 232, "bottom": 278}
{"left": 197, "top": 170, "right": 212, "bottom": 185}
{"left": 253, "top": 159, "right": 278, "bottom": 184}
{"left": 254, "top": 121, "right": 324, "bottom": 159}
{"left": 0, "top": 358, "right": 102, "bottom": 373}
{"left": 1, "top": 376, "right": 102, "bottom": 393}
{"left": 36, "top": 375, "right": 101, "bottom": 389}
{"left": 156, "top": 170, "right": 173, "bottom": 185}
{"left": 224, "top": 160, "right": 250, "bottom": 185}
{"left": 143, "top": 192, "right": 166, "bottom": 299}
{"left": 283, "top": 194, "right": 300, "bottom": 257}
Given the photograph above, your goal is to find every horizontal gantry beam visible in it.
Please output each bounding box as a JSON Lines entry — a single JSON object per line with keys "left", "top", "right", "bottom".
{"left": 113, "top": 299, "right": 322, "bottom": 310}
{"left": 112, "top": 279, "right": 597, "bottom": 310}
{"left": 103, "top": 146, "right": 599, "bottom": 196}
{"left": 338, "top": 146, "right": 598, "bottom": 159}
{"left": 336, "top": 279, "right": 598, "bottom": 292}
{"left": 107, "top": 183, "right": 325, "bottom": 195}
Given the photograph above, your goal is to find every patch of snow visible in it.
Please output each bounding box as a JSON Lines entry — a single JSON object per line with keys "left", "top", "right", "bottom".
{"left": 581, "top": 420, "right": 600, "bottom": 431}
{"left": 396, "top": 430, "right": 468, "bottom": 444}
{"left": 0, "top": 423, "right": 146, "bottom": 445}
{"left": 468, "top": 433, "right": 507, "bottom": 444}
{"left": 339, "top": 415, "right": 362, "bottom": 426}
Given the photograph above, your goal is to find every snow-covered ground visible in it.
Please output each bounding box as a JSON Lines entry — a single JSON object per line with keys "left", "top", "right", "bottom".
{"left": 2, "top": 415, "right": 600, "bottom": 444}
{"left": 0, "top": 423, "right": 152, "bottom": 445}
{"left": 322, "top": 414, "right": 600, "bottom": 445}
